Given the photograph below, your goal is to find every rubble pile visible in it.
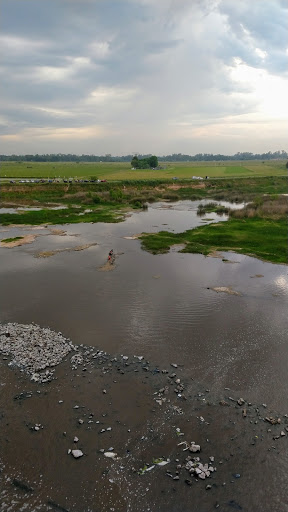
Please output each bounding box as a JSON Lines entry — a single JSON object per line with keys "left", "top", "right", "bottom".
{"left": 0, "top": 323, "right": 75, "bottom": 383}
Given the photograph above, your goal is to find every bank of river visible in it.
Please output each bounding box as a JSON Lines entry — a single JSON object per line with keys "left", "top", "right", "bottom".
{"left": 0, "top": 200, "right": 288, "bottom": 511}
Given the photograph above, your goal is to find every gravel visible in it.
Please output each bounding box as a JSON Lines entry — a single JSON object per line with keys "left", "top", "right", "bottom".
{"left": 0, "top": 322, "right": 75, "bottom": 383}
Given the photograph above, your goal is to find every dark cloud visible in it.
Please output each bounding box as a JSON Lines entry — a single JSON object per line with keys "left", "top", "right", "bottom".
{"left": 1, "top": 0, "right": 287, "bottom": 153}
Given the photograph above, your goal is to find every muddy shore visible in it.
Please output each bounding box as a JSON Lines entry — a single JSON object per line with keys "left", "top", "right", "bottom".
{"left": 1, "top": 323, "right": 287, "bottom": 512}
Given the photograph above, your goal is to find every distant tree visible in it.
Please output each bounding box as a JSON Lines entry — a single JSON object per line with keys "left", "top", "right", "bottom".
{"left": 148, "top": 155, "right": 158, "bottom": 168}
{"left": 286, "top": 161, "right": 288, "bottom": 169}
{"left": 131, "top": 155, "right": 139, "bottom": 168}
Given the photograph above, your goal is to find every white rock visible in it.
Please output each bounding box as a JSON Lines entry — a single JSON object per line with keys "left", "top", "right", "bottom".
{"left": 71, "top": 450, "right": 83, "bottom": 458}
{"left": 104, "top": 452, "right": 118, "bottom": 459}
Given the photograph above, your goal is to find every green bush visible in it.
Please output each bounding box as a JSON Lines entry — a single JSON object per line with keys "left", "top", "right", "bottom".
{"left": 109, "top": 188, "right": 124, "bottom": 201}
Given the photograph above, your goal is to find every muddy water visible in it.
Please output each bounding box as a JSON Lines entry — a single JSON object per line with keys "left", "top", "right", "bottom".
{"left": 0, "top": 201, "right": 288, "bottom": 512}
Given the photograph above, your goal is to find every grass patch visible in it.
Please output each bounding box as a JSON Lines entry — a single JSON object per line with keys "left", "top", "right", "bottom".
{"left": 140, "top": 218, "right": 288, "bottom": 264}
{"left": 0, "top": 205, "right": 125, "bottom": 226}
{"left": 1, "top": 236, "right": 24, "bottom": 243}
{"left": 197, "top": 202, "right": 230, "bottom": 215}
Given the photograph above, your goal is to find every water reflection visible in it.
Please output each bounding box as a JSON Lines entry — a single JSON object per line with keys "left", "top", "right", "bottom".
{"left": 0, "top": 200, "right": 287, "bottom": 413}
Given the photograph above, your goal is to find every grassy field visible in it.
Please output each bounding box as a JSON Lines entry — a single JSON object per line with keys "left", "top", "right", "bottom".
{"left": 1, "top": 159, "right": 286, "bottom": 180}
{"left": 140, "top": 217, "right": 288, "bottom": 264}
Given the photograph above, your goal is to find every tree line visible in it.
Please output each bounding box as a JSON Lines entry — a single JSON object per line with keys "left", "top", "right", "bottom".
{"left": 0, "top": 150, "right": 287, "bottom": 162}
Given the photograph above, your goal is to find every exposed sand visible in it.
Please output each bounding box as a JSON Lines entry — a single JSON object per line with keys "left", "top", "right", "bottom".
{"left": 98, "top": 260, "right": 116, "bottom": 271}
{"left": 49, "top": 228, "right": 67, "bottom": 236}
{"left": 0, "top": 234, "right": 38, "bottom": 248}
{"left": 123, "top": 234, "right": 141, "bottom": 240}
{"left": 35, "top": 243, "right": 97, "bottom": 258}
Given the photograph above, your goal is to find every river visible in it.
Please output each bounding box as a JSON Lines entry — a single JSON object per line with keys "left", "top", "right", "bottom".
{"left": 0, "top": 200, "right": 287, "bottom": 511}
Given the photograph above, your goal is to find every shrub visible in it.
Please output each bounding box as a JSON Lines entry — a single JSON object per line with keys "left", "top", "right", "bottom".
{"left": 109, "top": 189, "right": 124, "bottom": 201}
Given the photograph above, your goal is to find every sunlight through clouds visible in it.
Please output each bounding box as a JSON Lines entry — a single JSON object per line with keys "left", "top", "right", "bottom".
{"left": 1, "top": 0, "right": 287, "bottom": 154}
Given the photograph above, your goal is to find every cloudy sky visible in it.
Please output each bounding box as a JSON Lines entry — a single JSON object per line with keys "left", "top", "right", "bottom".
{"left": 1, "top": 0, "right": 287, "bottom": 155}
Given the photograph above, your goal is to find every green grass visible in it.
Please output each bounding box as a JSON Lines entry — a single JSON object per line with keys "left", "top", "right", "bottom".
{"left": 140, "top": 218, "right": 288, "bottom": 264}
{"left": 1, "top": 159, "right": 286, "bottom": 180}
{"left": 0, "top": 205, "right": 126, "bottom": 226}
{"left": 1, "top": 236, "right": 24, "bottom": 243}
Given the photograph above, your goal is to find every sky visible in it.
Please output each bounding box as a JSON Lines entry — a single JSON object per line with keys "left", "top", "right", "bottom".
{"left": 1, "top": 0, "right": 288, "bottom": 156}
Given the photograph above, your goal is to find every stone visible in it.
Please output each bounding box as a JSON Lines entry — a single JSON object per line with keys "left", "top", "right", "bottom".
{"left": 190, "top": 444, "right": 201, "bottom": 453}
{"left": 104, "top": 452, "right": 118, "bottom": 459}
{"left": 71, "top": 449, "right": 83, "bottom": 458}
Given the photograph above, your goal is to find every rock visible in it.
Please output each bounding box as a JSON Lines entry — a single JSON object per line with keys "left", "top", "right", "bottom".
{"left": 265, "top": 417, "right": 281, "bottom": 425}
{"left": 190, "top": 444, "right": 201, "bottom": 453}
{"left": 104, "top": 452, "right": 118, "bottom": 460}
{"left": 171, "top": 363, "right": 178, "bottom": 368}
{"left": 78, "top": 419, "right": 84, "bottom": 425}
{"left": 71, "top": 449, "right": 83, "bottom": 459}
{"left": 206, "top": 484, "right": 212, "bottom": 490}
{"left": 280, "top": 431, "right": 286, "bottom": 436}
{"left": 74, "top": 437, "right": 79, "bottom": 443}
{"left": 237, "top": 398, "right": 245, "bottom": 406}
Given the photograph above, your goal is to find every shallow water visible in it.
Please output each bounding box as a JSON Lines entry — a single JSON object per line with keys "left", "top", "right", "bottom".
{"left": 0, "top": 200, "right": 287, "bottom": 511}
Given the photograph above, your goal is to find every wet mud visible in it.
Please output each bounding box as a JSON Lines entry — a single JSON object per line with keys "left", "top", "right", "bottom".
{"left": 1, "top": 336, "right": 288, "bottom": 512}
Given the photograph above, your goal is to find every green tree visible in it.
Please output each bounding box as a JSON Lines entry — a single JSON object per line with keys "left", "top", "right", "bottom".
{"left": 148, "top": 155, "right": 158, "bottom": 168}
{"left": 131, "top": 155, "right": 139, "bottom": 168}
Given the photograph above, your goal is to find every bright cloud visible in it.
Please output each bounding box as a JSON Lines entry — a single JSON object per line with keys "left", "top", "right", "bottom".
{"left": 1, "top": 0, "right": 287, "bottom": 154}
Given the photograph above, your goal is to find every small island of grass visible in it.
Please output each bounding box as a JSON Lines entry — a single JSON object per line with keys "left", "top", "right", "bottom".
{"left": 140, "top": 195, "right": 288, "bottom": 265}
{"left": 1, "top": 236, "right": 24, "bottom": 243}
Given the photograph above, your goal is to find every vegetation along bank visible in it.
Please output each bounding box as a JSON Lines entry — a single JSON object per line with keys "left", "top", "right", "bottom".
{"left": 0, "top": 176, "right": 287, "bottom": 265}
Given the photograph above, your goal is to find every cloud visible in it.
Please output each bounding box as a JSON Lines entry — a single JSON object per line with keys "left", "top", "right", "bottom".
{"left": 1, "top": 0, "right": 287, "bottom": 154}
